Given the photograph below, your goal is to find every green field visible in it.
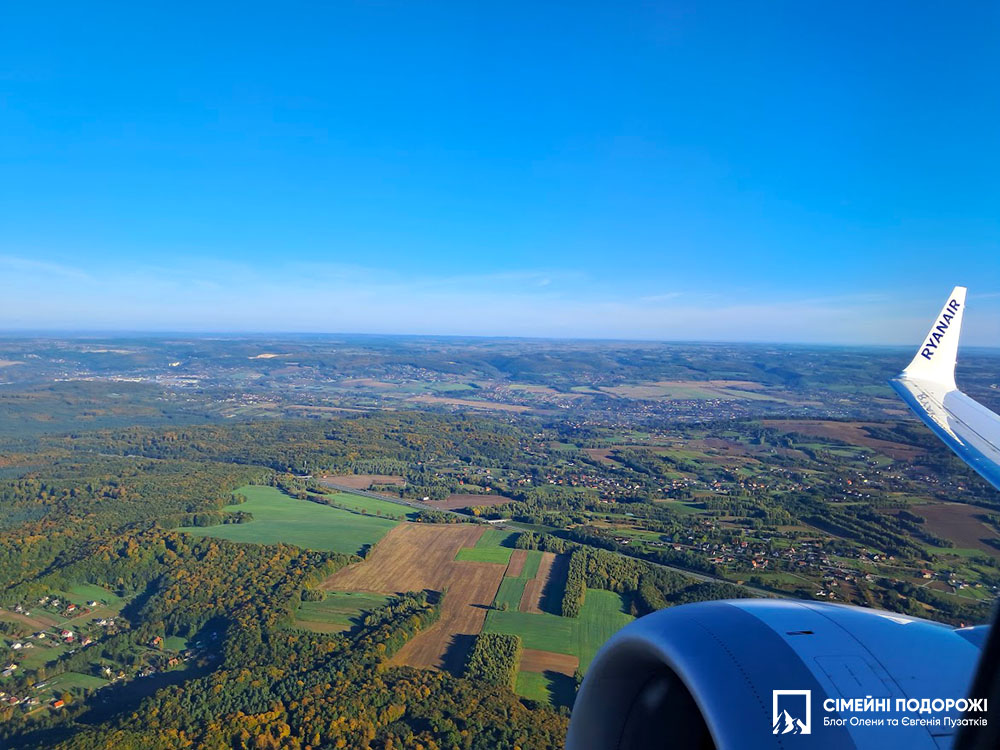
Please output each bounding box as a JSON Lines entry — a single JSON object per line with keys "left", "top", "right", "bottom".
{"left": 602, "top": 382, "right": 781, "bottom": 402}
{"left": 507, "top": 521, "right": 560, "bottom": 534}
{"left": 515, "top": 670, "right": 577, "bottom": 708}
{"left": 61, "top": 584, "right": 125, "bottom": 608}
{"left": 925, "top": 546, "right": 985, "bottom": 559}
{"left": 519, "top": 550, "right": 542, "bottom": 580}
{"left": 456, "top": 546, "right": 512, "bottom": 564}
{"left": 654, "top": 499, "right": 705, "bottom": 516}
{"left": 16, "top": 641, "right": 68, "bottom": 670}
{"left": 455, "top": 528, "right": 517, "bottom": 564}
{"left": 163, "top": 636, "right": 189, "bottom": 652}
{"left": 493, "top": 578, "right": 528, "bottom": 610}
{"left": 491, "top": 550, "right": 543, "bottom": 609}
{"left": 179, "top": 486, "right": 398, "bottom": 555}
{"left": 46, "top": 671, "right": 109, "bottom": 692}
{"left": 295, "top": 591, "right": 391, "bottom": 633}
{"left": 515, "top": 670, "right": 549, "bottom": 701}
{"left": 484, "top": 588, "right": 633, "bottom": 671}
{"left": 428, "top": 382, "right": 476, "bottom": 393}
{"left": 548, "top": 441, "right": 579, "bottom": 452}
{"left": 479, "top": 529, "right": 519, "bottom": 547}
{"left": 321, "top": 491, "right": 417, "bottom": 521}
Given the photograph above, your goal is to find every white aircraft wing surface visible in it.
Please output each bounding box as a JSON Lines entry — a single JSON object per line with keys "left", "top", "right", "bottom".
{"left": 890, "top": 286, "right": 1000, "bottom": 490}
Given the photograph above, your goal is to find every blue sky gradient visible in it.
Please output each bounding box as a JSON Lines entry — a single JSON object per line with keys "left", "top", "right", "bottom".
{"left": 1, "top": 2, "right": 998, "bottom": 343}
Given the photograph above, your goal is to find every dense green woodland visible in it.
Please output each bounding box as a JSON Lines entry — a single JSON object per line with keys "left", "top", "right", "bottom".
{"left": 0, "top": 417, "right": 575, "bottom": 749}
{"left": 465, "top": 633, "right": 522, "bottom": 690}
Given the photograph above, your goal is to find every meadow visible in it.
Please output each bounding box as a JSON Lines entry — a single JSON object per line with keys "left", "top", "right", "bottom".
{"left": 46, "top": 671, "right": 108, "bottom": 692}
{"left": 320, "top": 490, "right": 418, "bottom": 521}
{"left": 295, "top": 591, "right": 391, "bottom": 633}
{"left": 493, "top": 578, "right": 528, "bottom": 610}
{"left": 61, "top": 584, "right": 124, "bottom": 608}
{"left": 485, "top": 588, "right": 634, "bottom": 672}
{"left": 179, "top": 485, "right": 398, "bottom": 555}
{"left": 454, "top": 528, "right": 517, "bottom": 564}
{"left": 515, "top": 670, "right": 577, "bottom": 708}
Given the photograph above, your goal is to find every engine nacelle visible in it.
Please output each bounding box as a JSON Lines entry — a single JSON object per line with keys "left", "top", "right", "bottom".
{"left": 567, "top": 599, "right": 986, "bottom": 750}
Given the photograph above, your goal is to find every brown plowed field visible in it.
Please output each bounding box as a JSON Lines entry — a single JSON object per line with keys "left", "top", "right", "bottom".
{"left": 424, "top": 494, "right": 514, "bottom": 510}
{"left": 506, "top": 549, "right": 527, "bottom": 577}
{"left": 520, "top": 648, "right": 579, "bottom": 676}
{"left": 321, "top": 523, "right": 507, "bottom": 672}
{"left": 582, "top": 448, "right": 616, "bottom": 464}
{"left": 762, "top": 420, "right": 925, "bottom": 461}
{"left": 0, "top": 608, "right": 59, "bottom": 630}
{"left": 318, "top": 474, "right": 405, "bottom": 490}
{"left": 520, "top": 552, "right": 560, "bottom": 613}
{"left": 915, "top": 503, "right": 1000, "bottom": 555}
{"left": 420, "top": 493, "right": 513, "bottom": 510}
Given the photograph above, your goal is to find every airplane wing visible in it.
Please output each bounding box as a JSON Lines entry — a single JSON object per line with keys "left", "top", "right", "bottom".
{"left": 565, "top": 287, "right": 1000, "bottom": 750}
{"left": 889, "top": 286, "right": 1000, "bottom": 490}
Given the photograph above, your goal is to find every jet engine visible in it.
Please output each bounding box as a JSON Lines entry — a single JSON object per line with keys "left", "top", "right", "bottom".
{"left": 566, "top": 599, "right": 990, "bottom": 750}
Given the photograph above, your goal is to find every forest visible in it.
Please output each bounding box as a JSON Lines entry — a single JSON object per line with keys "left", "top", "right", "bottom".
{"left": 0, "top": 442, "right": 569, "bottom": 749}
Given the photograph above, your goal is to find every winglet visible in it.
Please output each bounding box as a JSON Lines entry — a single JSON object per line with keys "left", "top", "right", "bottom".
{"left": 900, "top": 286, "right": 968, "bottom": 389}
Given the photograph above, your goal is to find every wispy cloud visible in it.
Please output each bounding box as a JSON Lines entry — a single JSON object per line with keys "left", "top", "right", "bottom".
{"left": 2, "top": 253, "right": 998, "bottom": 346}
{"left": 0, "top": 254, "right": 92, "bottom": 281}
{"left": 638, "top": 292, "right": 684, "bottom": 304}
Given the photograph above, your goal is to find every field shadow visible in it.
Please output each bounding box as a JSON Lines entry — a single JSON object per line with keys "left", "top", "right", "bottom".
{"left": 498, "top": 532, "right": 520, "bottom": 548}
{"left": 538, "top": 554, "right": 569, "bottom": 615}
{"left": 119, "top": 578, "right": 159, "bottom": 623}
{"left": 542, "top": 670, "right": 578, "bottom": 709}
{"left": 440, "top": 633, "right": 476, "bottom": 676}
{"left": 76, "top": 657, "right": 216, "bottom": 728}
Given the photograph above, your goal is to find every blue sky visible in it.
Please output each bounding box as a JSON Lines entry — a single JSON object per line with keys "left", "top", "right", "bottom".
{"left": 1, "top": 2, "right": 998, "bottom": 343}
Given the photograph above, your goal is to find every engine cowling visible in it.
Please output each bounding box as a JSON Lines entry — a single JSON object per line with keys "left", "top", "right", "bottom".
{"left": 566, "top": 599, "right": 986, "bottom": 750}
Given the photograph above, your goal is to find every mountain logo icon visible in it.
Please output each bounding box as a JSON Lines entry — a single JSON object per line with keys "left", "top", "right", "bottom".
{"left": 772, "top": 690, "right": 812, "bottom": 735}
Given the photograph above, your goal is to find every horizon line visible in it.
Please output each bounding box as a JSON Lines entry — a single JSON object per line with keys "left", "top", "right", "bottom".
{"left": 3, "top": 327, "right": 1000, "bottom": 353}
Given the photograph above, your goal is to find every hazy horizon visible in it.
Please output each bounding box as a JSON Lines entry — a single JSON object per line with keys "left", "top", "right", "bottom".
{"left": 3, "top": 3, "right": 997, "bottom": 344}
{"left": 3, "top": 326, "right": 1000, "bottom": 354}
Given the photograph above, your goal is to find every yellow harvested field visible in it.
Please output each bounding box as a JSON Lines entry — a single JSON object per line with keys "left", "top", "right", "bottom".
{"left": 322, "top": 523, "right": 507, "bottom": 672}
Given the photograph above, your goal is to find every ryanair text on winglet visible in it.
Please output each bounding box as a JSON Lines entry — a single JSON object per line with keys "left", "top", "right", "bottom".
{"left": 920, "top": 298, "right": 962, "bottom": 360}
